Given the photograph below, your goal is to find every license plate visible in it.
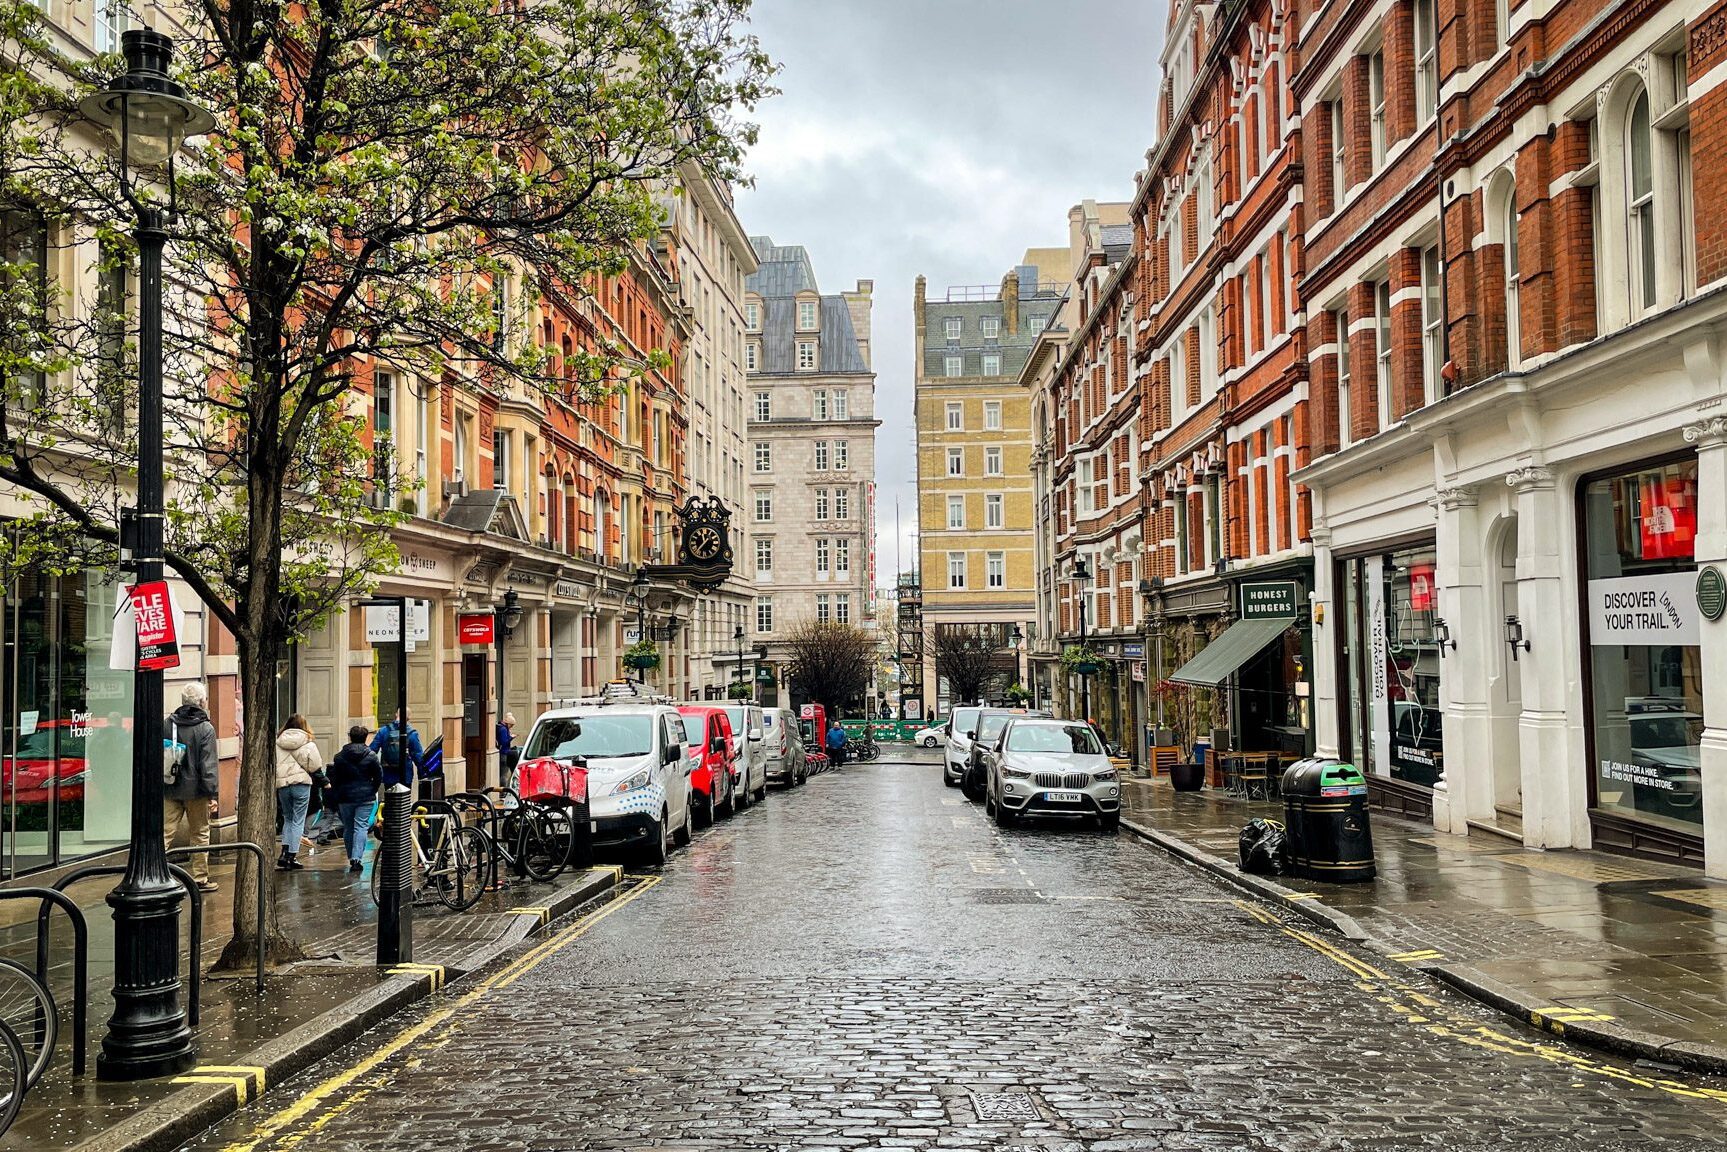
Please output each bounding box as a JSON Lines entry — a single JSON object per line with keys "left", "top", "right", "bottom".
{"left": 1043, "top": 791, "right": 1082, "bottom": 803}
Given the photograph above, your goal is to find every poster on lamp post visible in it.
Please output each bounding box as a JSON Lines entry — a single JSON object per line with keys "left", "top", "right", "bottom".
{"left": 128, "top": 581, "right": 182, "bottom": 671}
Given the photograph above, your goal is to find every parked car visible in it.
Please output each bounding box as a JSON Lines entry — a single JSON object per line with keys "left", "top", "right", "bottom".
{"left": 913, "top": 725, "right": 943, "bottom": 748}
{"left": 518, "top": 703, "right": 692, "bottom": 864}
{"left": 942, "top": 706, "right": 982, "bottom": 787}
{"left": 763, "top": 707, "right": 808, "bottom": 786}
{"left": 678, "top": 706, "right": 741, "bottom": 824}
{"left": 982, "top": 718, "right": 1121, "bottom": 830}
{"left": 719, "top": 703, "right": 770, "bottom": 805}
{"left": 962, "top": 708, "right": 1052, "bottom": 800}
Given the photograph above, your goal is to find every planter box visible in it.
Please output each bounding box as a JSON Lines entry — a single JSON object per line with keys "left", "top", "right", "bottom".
{"left": 1170, "top": 762, "right": 1206, "bottom": 792}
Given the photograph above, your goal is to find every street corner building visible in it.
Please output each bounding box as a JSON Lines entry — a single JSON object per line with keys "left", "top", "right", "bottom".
{"left": 743, "top": 238, "right": 882, "bottom": 696}
{"left": 1017, "top": 0, "right": 1727, "bottom": 877}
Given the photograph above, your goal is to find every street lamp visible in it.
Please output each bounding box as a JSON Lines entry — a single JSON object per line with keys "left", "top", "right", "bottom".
{"left": 495, "top": 588, "right": 521, "bottom": 744}
{"left": 732, "top": 624, "right": 746, "bottom": 698}
{"left": 627, "top": 567, "right": 650, "bottom": 683}
{"left": 1073, "top": 558, "right": 1091, "bottom": 723}
{"left": 1138, "top": 577, "right": 1165, "bottom": 728}
{"left": 1009, "top": 624, "right": 1025, "bottom": 705}
{"left": 79, "top": 28, "right": 213, "bottom": 1082}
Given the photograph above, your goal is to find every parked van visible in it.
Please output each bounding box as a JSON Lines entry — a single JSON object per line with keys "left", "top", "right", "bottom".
{"left": 678, "top": 706, "right": 739, "bottom": 825}
{"left": 720, "top": 703, "right": 769, "bottom": 805}
{"left": 762, "top": 707, "right": 807, "bottom": 786}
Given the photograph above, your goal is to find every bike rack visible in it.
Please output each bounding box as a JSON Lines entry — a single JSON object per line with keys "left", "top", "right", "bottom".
{"left": 0, "top": 888, "right": 88, "bottom": 1077}
{"left": 444, "top": 791, "right": 507, "bottom": 886}
{"left": 49, "top": 864, "right": 203, "bottom": 1030}
{"left": 168, "top": 842, "right": 269, "bottom": 992}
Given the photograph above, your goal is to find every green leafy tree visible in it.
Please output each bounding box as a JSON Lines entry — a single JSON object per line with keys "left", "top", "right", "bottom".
{"left": 0, "top": 0, "right": 772, "bottom": 964}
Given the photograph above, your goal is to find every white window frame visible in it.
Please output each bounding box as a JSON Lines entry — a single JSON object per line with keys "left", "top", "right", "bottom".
{"left": 984, "top": 446, "right": 1003, "bottom": 476}
{"left": 944, "top": 355, "right": 964, "bottom": 378}
{"left": 835, "top": 488, "right": 850, "bottom": 519}
{"left": 753, "top": 442, "right": 771, "bottom": 473}
{"left": 982, "top": 353, "right": 1002, "bottom": 377}
{"left": 1627, "top": 88, "right": 1657, "bottom": 317}
{"left": 947, "top": 552, "right": 966, "bottom": 589}
{"left": 796, "top": 340, "right": 817, "bottom": 370}
{"left": 1369, "top": 50, "right": 1387, "bottom": 170}
{"left": 816, "top": 537, "right": 831, "bottom": 573}
{"left": 836, "top": 593, "right": 851, "bottom": 625}
{"left": 813, "top": 441, "right": 829, "bottom": 471}
{"left": 814, "top": 488, "right": 829, "bottom": 520}
{"left": 1414, "top": 0, "right": 1438, "bottom": 125}
{"left": 753, "top": 390, "right": 771, "bottom": 421}
{"left": 745, "top": 342, "right": 759, "bottom": 371}
{"left": 812, "top": 389, "right": 828, "bottom": 420}
{"left": 755, "top": 537, "right": 773, "bottom": 574}
{"left": 815, "top": 594, "right": 830, "bottom": 623}
{"left": 983, "top": 400, "right": 1002, "bottom": 430}
{"left": 756, "top": 597, "right": 773, "bottom": 633}
{"left": 946, "top": 447, "right": 963, "bottom": 477}
{"left": 835, "top": 537, "right": 850, "bottom": 574}
{"left": 1421, "top": 245, "right": 1443, "bottom": 405}
{"left": 833, "top": 389, "right": 848, "bottom": 419}
{"left": 744, "top": 301, "right": 760, "bottom": 330}
{"left": 986, "top": 551, "right": 1006, "bottom": 590}
{"left": 754, "top": 491, "right": 773, "bottom": 522}
{"left": 944, "top": 316, "right": 962, "bottom": 342}
{"left": 981, "top": 316, "right": 1000, "bottom": 339}
{"left": 985, "top": 493, "right": 1004, "bottom": 529}
{"left": 1375, "top": 279, "right": 1393, "bottom": 430}
{"left": 834, "top": 440, "right": 848, "bottom": 470}
{"left": 1330, "top": 98, "right": 1347, "bottom": 207}
{"left": 797, "top": 299, "right": 818, "bottom": 330}
{"left": 945, "top": 401, "right": 963, "bottom": 430}
{"left": 947, "top": 495, "right": 965, "bottom": 530}
{"left": 1077, "top": 458, "right": 1095, "bottom": 515}
{"left": 1335, "top": 306, "right": 1353, "bottom": 448}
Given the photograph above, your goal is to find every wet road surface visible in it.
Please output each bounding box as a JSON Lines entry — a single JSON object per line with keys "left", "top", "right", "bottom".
{"left": 182, "top": 752, "right": 1727, "bottom": 1150}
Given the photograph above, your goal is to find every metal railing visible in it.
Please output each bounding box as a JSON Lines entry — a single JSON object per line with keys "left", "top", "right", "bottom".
{"left": 50, "top": 864, "right": 202, "bottom": 1028}
{"left": 0, "top": 888, "right": 87, "bottom": 1077}
{"left": 168, "top": 842, "right": 269, "bottom": 992}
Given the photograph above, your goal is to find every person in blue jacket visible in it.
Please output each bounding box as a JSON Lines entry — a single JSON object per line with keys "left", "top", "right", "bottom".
{"left": 327, "top": 726, "right": 382, "bottom": 873}
{"left": 370, "top": 710, "right": 424, "bottom": 789}
{"left": 825, "top": 720, "right": 848, "bottom": 768}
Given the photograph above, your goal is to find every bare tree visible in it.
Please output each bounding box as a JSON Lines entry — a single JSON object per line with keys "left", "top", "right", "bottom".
{"left": 930, "top": 623, "right": 1015, "bottom": 706}
{"left": 784, "top": 620, "right": 878, "bottom": 715}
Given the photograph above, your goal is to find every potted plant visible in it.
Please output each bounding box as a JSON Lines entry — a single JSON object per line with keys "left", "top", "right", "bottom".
{"left": 727, "top": 681, "right": 753, "bottom": 700}
{"left": 623, "top": 639, "right": 661, "bottom": 671}
{"left": 1003, "top": 682, "right": 1031, "bottom": 706}
{"left": 1061, "top": 643, "right": 1101, "bottom": 677}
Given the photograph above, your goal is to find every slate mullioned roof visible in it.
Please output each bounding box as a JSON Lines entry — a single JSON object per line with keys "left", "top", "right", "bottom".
{"left": 746, "top": 236, "right": 870, "bottom": 376}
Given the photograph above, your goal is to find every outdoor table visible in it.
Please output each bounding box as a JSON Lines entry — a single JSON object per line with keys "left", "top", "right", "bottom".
{"left": 1219, "top": 751, "right": 1280, "bottom": 799}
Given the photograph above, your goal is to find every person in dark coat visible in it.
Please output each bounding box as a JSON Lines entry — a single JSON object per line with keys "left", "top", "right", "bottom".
{"left": 370, "top": 710, "right": 424, "bottom": 789}
{"left": 327, "top": 725, "right": 383, "bottom": 873}
{"left": 164, "top": 682, "right": 220, "bottom": 891}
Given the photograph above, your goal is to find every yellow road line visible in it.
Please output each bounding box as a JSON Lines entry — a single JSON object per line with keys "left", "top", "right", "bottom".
{"left": 176, "top": 1074, "right": 256, "bottom": 1105}
{"left": 385, "top": 963, "right": 446, "bottom": 991}
{"left": 194, "top": 1065, "right": 267, "bottom": 1093}
{"left": 219, "top": 877, "right": 660, "bottom": 1152}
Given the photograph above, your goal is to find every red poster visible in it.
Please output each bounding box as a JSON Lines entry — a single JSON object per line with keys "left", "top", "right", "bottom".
{"left": 457, "top": 613, "right": 496, "bottom": 645}
{"left": 129, "top": 582, "right": 181, "bottom": 671}
{"left": 1640, "top": 476, "right": 1697, "bottom": 560}
{"left": 1408, "top": 563, "right": 1436, "bottom": 612}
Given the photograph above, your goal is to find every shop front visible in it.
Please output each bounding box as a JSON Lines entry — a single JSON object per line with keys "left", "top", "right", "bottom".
{"left": 1334, "top": 540, "right": 1444, "bottom": 820}
{"left": 1581, "top": 455, "right": 1703, "bottom": 858}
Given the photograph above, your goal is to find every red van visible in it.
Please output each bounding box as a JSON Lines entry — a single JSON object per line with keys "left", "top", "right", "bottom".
{"left": 678, "top": 706, "right": 737, "bottom": 827}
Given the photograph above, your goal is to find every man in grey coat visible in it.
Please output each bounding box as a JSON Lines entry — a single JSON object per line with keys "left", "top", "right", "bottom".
{"left": 164, "top": 682, "right": 221, "bottom": 891}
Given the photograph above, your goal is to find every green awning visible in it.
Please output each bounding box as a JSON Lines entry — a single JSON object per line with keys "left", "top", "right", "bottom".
{"left": 1167, "top": 616, "right": 1293, "bottom": 686}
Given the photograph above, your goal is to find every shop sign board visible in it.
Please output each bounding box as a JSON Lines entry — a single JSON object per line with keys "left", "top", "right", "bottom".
{"left": 1131, "top": 660, "right": 1145, "bottom": 683}
{"left": 1122, "top": 643, "right": 1145, "bottom": 658}
{"left": 1698, "top": 566, "right": 1726, "bottom": 623}
{"left": 457, "top": 613, "right": 496, "bottom": 645}
{"left": 1240, "top": 580, "right": 1299, "bottom": 620}
{"left": 365, "top": 600, "right": 431, "bottom": 645}
{"left": 554, "top": 580, "right": 584, "bottom": 600}
{"left": 1588, "top": 571, "right": 1699, "bottom": 647}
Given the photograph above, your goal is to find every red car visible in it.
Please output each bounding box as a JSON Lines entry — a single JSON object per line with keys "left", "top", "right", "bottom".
{"left": 678, "top": 706, "right": 737, "bottom": 827}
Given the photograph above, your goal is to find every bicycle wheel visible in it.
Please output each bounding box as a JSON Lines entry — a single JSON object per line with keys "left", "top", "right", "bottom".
{"left": 0, "top": 958, "right": 57, "bottom": 1091}
{"left": 537, "top": 803, "right": 581, "bottom": 874}
{"left": 0, "top": 1017, "right": 25, "bottom": 1138}
{"left": 515, "top": 806, "right": 564, "bottom": 882}
{"left": 436, "top": 825, "right": 493, "bottom": 912}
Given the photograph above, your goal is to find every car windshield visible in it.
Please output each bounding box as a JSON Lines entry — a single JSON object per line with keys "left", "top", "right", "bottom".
{"left": 952, "top": 707, "right": 980, "bottom": 734}
{"left": 977, "top": 713, "right": 1017, "bottom": 743}
{"left": 1631, "top": 715, "right": 1703, "bottom": 748}
{"left": 1006, "top": 724, "right": 1105, "bottom": 755}
{"left": 681, "top": 716, "right": 707, "bottom": 742}
{"left": 524, "top": 715, "right": 653, "bottom": 760}
{"left": 722, "top": 707, "right": 747, "bottom": 733}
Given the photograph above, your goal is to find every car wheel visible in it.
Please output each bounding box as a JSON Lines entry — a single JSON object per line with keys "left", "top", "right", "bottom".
{"left": 1097, "top": 812, "right": 1120, "bottom": 833}
{"left": 795, "top": 763, "right": 806, "bottom": 786}
{"left": 693, "top": 790, "right": 713, "bottom": 829}
{"left": 921, "top": 735, "right": 937, "bottom": 747}
{"left": 993, "top": 795, "right": 1016, "bottom": 828}
{"left": 735, "top": 775, "right": 751, "bottom": 810}
{"left": 983, "top": 787, "right": 996, "bottom": 817}
{"left": 716, "top": 778, "right": 735, "bottom": 819}
{"left": 673, "top": 798, "right": 693, "bottom": 847}
{"left": 640, "top": 810, "right": 670, "bottom": 867}
{"left": 943, "top": 768, "right": 958, "bottom": 788}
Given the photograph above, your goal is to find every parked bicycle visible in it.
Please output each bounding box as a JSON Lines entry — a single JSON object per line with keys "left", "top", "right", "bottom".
{"left": 0, "top": 957, "right": 56, "bottom": 1135}
{"left": 370, "top": 800, "right": 490, "bottom": 912}
{"left": 852, "top": 727, "right": 881, "bottom": 762}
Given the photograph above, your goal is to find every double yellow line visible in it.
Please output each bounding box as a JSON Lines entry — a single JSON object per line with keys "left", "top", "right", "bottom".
{"left": 219, "top": 876, "right": 660, "bottom": 1152}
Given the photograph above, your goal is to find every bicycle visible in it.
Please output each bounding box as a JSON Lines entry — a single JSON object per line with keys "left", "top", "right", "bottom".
{"left": 853, "top": 728, "right": 881, "bottom": 762}
{"left": 0, "top": 956, "right": 55, "bottom": 1136}
{"left": 370, "top": 800, "right": 491, "bottom": 912}
{"left": 474, "top": 788, "right": 576, "bottom": 883}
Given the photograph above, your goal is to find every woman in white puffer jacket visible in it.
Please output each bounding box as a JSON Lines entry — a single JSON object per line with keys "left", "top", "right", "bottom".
{"left": 274, "top": 715, "right": 323, "bottom": 871}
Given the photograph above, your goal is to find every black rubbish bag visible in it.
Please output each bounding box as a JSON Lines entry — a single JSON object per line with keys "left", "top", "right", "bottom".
{"left": 1238, "top": 817, "right": 1288, "bottom": 876}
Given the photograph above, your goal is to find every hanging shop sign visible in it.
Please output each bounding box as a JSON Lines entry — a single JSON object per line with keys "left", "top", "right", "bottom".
{"left": 1697, "top": 566, "right": 1726, "bottom": 623}
{"left": 457, "top": 613, "right": 496, "bottom": 645}
{"left": 1240, "top": 580, "right": 1299, "bottom": 620}
{"left": 1588, "top": 571, "right": 1700, "bottom": 647}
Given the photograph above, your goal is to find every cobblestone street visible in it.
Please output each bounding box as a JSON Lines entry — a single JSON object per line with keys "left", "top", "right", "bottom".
{"left": 182, "top": 753, "right": 1727, "bottom": 1151}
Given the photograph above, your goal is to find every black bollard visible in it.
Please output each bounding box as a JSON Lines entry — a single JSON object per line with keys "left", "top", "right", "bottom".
{"left": 376, "top": 784, "right": 414, "bottom": 964}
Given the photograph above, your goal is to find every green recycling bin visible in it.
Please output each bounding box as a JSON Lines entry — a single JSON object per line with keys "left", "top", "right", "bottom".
{"left": 1281, "top": 758, "right": 1376, "bottom": 882}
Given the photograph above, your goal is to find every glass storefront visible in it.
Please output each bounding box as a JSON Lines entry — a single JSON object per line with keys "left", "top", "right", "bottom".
{"left": 2, "top": 564, "right": 135, "bottom": 877}
{"left": 1339, "top": 544, "right": 1444, "bottom": 787}
{"left": 1583, "top": 457, "right": 1701, "bottom": 835}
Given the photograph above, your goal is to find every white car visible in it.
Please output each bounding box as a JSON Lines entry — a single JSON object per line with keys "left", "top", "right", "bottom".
{"left": 913, "top": 725, "right": 943, "bottom": 748}
{"left": 943, "top": 706, "right": 982, "bottom": 786}
{"left": 982, "top": 718, "right": 1121, "bottom": 830}
{"left": 518, "top": 703, "right": 693, "bottom": 865}
{"left": 719, "top": 703, "right": 770, "bottom": 804}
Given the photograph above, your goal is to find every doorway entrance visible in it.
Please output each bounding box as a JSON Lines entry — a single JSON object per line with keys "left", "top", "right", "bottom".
{"left": 462, "top": 653, "right": 488, "bottom": 791}
{"left": 1488, "top": 517, "right": 1524, "bottom": 835}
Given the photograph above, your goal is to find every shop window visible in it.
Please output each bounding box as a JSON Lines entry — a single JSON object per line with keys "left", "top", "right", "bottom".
{"left": 1339, "top": 546, "right": 1445, "bottom": 787}
{"left": 1582, "top": 457, "right": 1701, "bottom": 835}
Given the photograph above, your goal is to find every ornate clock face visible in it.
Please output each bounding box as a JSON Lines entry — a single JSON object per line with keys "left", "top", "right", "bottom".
{"left": 687, "top": 525, "right": 724, "bottom": 562}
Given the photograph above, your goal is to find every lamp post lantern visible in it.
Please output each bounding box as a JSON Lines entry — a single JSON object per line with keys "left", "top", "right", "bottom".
{"left": 627, "top": 568, "right": 650, "bottom": 684}
{"left": 1008, "top": 624, "right": 1025, "bottom": 704}
{"left": 495, "top": 587, "right": 522, "bottom": 747}
{"left": 78, "top": 28, "right": 214, "bottom": 1081}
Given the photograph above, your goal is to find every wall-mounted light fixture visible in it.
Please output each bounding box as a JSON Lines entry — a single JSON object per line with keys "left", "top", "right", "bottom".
{"left": 1504, "top": 615, "right": 1529, "bottom": 661}
{"left": 1433, "top": 617, "right": 1456, "bottom": 656}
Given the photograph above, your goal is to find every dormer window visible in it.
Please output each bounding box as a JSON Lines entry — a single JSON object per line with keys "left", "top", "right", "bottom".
{"left": 745, "top": 300, "right": 760, "bottom": 330}
{"left": 797, "top": 299, "right": 818, "bottom": 330}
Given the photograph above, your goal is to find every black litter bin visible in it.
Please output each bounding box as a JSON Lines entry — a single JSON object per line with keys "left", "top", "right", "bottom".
{"left": 1280, "top": 758, "right": 1376, "bottom": 882}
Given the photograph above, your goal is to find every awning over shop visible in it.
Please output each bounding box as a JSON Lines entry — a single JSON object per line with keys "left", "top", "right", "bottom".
{"left": 1167, "top": 616, "right": 1293, "bottom": 686}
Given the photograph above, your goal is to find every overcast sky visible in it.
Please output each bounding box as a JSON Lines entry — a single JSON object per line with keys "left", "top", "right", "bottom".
{"left": 734, "top": 0, "right": 1165, "bottom": 584}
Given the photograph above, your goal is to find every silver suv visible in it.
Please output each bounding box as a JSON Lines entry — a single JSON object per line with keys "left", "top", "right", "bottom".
{"left": 983, "top": 718, "right": 1121, "bottom": 830}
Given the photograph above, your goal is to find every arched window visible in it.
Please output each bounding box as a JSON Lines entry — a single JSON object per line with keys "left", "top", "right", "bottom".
{"left": 1626, "top": 88, "right": 1656, "bottom": 315}
{"left": 1486, "top": 169, "right": 1520, "bottom": 370}
{"left": 595, "top": 490, "right": 611, "bottom": 560}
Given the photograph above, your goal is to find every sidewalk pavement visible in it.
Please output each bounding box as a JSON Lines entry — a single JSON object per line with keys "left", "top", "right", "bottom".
{"left": 1121, "top": 776, "right": 1727, "bottom": 1073}
{"left": 0, "top": 835, "right": 622, "bottom": 1152}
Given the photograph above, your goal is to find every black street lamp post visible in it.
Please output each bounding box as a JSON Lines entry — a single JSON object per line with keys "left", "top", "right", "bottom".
{"left": 495, "top": 587, "right": 522, "bottom": 752}
{"left": 1073, "top": 559, "right": 1091, "bottom": 723}
{"left": 732, "top": 625, "right": 746, "bottom": 697}
{"left": 1009, "top": 624, "right": 1025, "bottom": 706}
{"left": 79, "top": 28, "right": 214, "bottom": 1081}
{"left": 628, "top": 568, "right": 650, "bottom": 684}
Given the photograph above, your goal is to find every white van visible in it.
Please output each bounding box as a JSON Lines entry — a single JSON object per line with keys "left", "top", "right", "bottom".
{"left": 719, "top": 703, "right": 769, "bottom": 805}
{"left": 519, "top": 703, "right": 692, "bottom": 865}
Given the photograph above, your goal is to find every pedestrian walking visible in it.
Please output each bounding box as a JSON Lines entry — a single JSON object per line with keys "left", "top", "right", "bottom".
{"left": 371, "top": 709, "right": 425, "bottom": 790}
{"left": 274, "top": 714, "right": 323, "bottom": 870}
{"left": 327, "top": 725, "right": 383, "bottom": 873}
{"left": 497, "top": 711, "right": 520, "bottom": 784}
{"left": 825, "top": 720, "right": 848, "bottom": 768}
{"left": 163, "top": 682, "right": 220, "bottom": 892}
